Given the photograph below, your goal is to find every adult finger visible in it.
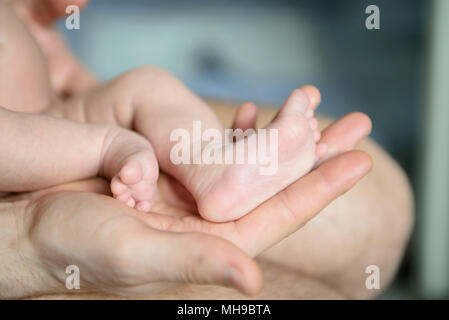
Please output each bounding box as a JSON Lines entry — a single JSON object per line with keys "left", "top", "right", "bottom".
{"left": 232, "top": 102, "right": 258, "bottom": 131}
{"left": 317, "top": 112, "right": 372, "bottom": 164}
{"left": 233, "top": 150, "right": 372, "bottom": 256}
{"left": 146, "top": 112, "right": 373, "bottom": 257}
{"left": 122, "top": 228, "right": 263, "bottom": 296}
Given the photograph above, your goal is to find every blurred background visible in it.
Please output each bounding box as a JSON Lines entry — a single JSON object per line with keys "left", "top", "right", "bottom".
{"left": 58, "top": 0, "right": 449, "bottom": 299}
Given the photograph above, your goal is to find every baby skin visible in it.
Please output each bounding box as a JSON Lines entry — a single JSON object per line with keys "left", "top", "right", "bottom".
{"left": 0, "top": 105, "right": 159, "bottom": 209}
{"left": 0, "top": 2, "right": 326, "bottom": 222}
{"left": 57, "top": 68, "right": 327, "bottom": 222}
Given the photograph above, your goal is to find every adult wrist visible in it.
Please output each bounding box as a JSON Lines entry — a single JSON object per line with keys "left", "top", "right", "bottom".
{"left": 0, "top": 200, "right": 62, "bottom": 298}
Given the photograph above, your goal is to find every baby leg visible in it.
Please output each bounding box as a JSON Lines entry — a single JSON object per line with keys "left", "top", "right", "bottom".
{"left": 118, "top": 71, "right": 326, "bottom": 221}
{"left": 0, "top": 106, "right": 158, "bottom": 211}
{"left": 64, "top": 67, "right": 325, "bottom": 221}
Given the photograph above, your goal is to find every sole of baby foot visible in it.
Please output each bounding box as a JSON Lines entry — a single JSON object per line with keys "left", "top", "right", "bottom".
{"left": 194, "top": 88, "right": 325, "bottom": 222}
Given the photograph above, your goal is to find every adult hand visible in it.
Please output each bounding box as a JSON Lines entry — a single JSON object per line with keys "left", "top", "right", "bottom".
{"left": 4, "top": 0, "right": 373, "bottom": 298}
{"left": 5, "top": 106, "right": 371, "bottom": 298}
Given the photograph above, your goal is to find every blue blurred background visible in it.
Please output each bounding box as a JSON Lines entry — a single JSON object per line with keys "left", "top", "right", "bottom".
{"left": 59, "top": 0, "right": 449, "bottom": 299}
{"left": 60, "top": 0, "right": 426, "bottom": 174}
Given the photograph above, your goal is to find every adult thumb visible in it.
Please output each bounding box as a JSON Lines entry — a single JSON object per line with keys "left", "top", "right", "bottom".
{"left": 133, "top": 230, "right": 264, "bottom": 296}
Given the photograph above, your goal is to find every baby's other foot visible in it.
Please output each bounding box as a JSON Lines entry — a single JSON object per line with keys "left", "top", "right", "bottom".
{"left": 194, "top": 88, "right": 327, "bottom": 222}
{"left": 102, "top": 129, "right": 159, "bottom": 212}
{"left": 110, "top": 150, "right": 159, "bottom": 212}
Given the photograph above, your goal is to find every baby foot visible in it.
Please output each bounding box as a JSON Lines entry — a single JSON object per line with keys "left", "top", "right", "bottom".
{"left": 192, "top": 88, "right": 327, "bottom": 222}
{"left": 110, "top": 150, "right": 159, "bottom": 212}
{"left": 102, "top": 130, "right": 159, "bottom": 212}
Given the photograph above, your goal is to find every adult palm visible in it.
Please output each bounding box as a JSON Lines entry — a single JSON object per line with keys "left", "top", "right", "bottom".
{"left": 7, "top": 0, "right": 372, "bottom": 297}
{"left": 12, "top": 111, "right": 371, "bottom": 297}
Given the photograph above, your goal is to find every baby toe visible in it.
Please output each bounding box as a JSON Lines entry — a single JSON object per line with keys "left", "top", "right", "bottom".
{"left": 314, "top": 130, "right": 321, "bottom": 142}
{"left": 119, "top": 161, "right": 143, "bottom": 185}
{"left": 305, "top": 109, "right": 314, "bottom": 119}
{"left": 116, "top": 192, "right": 131, "bottom": 203}
{"left": 135, "top": 201, "right": 152, "bottom": 212}
{"left": 125, "top": 197, "right": 136, "bottom": 208}
{"left": 281, "top": 89, "right": 310, "bottom": 116}
{"left": 129, "top": 179, "right": 157, "bottom": 203}
{"left": 309, "top": 117, "right": 318, "bottom": 130}
{"left": 111, "top": 176, "right": 129, "bottom": 196}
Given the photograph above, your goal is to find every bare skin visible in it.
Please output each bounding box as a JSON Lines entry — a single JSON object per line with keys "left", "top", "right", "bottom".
{"left": 2, "top": 2, "right": 325, "bottom": 221}
{"left": 0, "top": 0, "right": 413, "bottom": 299}
{"left": 55, "top": 67, "right": 324, "bottom": 220}
{"left": 52, "top": 67, "right": 324, "bottom": 220}
{"left": 0, "top": 105, "right": 161, "bottom": 201}
{"left": 0, "top": 107, "right": 373, "bottom": 298}
{"left": 221, "top": 103, "right": 414, "bottom": 299}
{"left": 0, "top": 103, "right": 412, "bottom": 299}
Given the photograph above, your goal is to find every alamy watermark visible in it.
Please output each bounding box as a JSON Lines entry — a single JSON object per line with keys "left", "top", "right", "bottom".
{"left": 170, "top": 121, "right": 279, "bottom": 175}
{"left": 65, "top": 5, "right": 80, "bottom": 30}
{"left": 64, "top": 5, "right": 381, "bottom": 31}
{"left": 365, "top": 5, "right": 380, "bottom": 30}
{"left": 65, "top": 265, "right": 80, "bottom": 290}
{"left": 365, "top": 265, "right": 381, "bottom": 290}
